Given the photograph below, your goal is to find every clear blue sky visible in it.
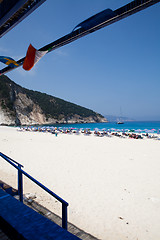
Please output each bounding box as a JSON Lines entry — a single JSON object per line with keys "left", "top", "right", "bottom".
{"left": 0, "top": 0, "right": 160, "bottom": 120}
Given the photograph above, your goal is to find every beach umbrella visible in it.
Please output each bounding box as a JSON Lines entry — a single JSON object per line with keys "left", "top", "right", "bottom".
{"left": 144, "top": 129, "right": 148, "bottom": 132}
{"left": 116, "top": 129, "right": 120, "bottom": 132}
{"left": 129, "top": 129, "right": 135, "bottom": 132}
{"left": 145, "top": 130, "right": 154, "bottom": 133}
{"left": 135, "top": 129, "right": 142, "bottom": 133}
{"left": 72, "top": 128, "right": 77, "bottom": 133}
{"left": 101, "top": 128, "right": 106, "bottom": 133}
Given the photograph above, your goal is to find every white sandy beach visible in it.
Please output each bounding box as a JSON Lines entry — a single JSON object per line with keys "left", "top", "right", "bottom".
{"left": 0, "top": 126, "right": 160, "bottom": 240}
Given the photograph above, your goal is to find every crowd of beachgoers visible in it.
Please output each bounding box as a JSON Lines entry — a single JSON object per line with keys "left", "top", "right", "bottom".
{"left": 17, "top": 126, "right": 160, "bottom": 140}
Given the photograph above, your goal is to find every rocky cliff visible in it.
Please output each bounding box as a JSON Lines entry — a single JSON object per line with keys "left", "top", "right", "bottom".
{"left": 0, "top": 75, "right": 107, "bottom": 126}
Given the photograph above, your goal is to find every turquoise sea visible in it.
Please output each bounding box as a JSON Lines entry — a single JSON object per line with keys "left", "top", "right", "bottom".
{"left": 43, "top": 121, "right": 160, "bottom": 132}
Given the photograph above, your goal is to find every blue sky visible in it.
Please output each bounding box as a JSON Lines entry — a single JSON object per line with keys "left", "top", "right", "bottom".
{"left": 0, "top": 0, "right": 160, "bottom": 120}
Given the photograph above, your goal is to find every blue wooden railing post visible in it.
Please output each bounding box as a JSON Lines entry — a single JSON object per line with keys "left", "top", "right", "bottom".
{"left": 62, "top": 203, "right": 68, "bottom": 230}
{"left": 18, "top": 164, "right": 23, "bottom": 203}
{"left": 0, "top": 152, "right": 69, "bottom": 229}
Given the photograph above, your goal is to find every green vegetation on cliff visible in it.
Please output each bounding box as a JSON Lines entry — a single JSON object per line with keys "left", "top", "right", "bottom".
{"left": 0, "top": 75, "right": 104, "bottom": 121}
{"left": 0, "top": 75, "right": 15, "bottom": 114}
{"left": 24, "top": 89, "right": 101, "bottom": 120}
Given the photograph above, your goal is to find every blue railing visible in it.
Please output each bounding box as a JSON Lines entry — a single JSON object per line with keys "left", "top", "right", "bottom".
{"left": 0, "top": 152, "right": 68, "bottom": 230}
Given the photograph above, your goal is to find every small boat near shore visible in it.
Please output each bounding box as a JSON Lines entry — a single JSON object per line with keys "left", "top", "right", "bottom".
{"left": 116, "top": 107, "right": 124, "bottom": 124}
{"left": 116, "top": 121, "right": 124, "bottom": 124}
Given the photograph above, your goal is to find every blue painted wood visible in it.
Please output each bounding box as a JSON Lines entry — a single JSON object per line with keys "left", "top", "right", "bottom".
{"left": 18, "top": 165, "right": 23, "bottom": 202}
{"left": 0, "top": 189, "right": 7, "bottom": 198}
{"left": 0, "top": 181, "right": 18, "bottom": 197}
{"left": 0, "top": 152, "right": 24, "bottom": 167}
{"left": 0, "top": 189, "right": 81, "bottom": 240}
{"left": 62, "top": 203, "right": 68, "bottom": 230}
{"left": 0, "top": 152, "right": 68, "bottom": 229}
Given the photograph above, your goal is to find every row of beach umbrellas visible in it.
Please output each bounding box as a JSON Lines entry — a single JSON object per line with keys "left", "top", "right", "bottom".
{"left": 19, "top": 126, "right": 160, "bottom": 134}
{"left": 95, "top": 128, "right": 160, "bottom": 134}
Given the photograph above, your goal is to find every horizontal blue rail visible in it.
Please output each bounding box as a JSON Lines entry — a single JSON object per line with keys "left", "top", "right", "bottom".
{"left": 0, "top": 152, "right": 68, "bottom": 230}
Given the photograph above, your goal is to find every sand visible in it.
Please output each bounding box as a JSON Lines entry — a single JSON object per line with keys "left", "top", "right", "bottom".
{"left": 0, "top": 126, "right": 160, "bottom": 240}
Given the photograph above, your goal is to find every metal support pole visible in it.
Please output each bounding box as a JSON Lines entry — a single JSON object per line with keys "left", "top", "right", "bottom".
{"left": 18, "top": 165, "right": 23, "bottom": 203}
{"left": 62, "top": 203, "right": 68, "bottom": 230}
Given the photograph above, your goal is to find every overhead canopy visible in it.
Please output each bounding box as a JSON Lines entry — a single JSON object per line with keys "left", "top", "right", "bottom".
{"left": 0, "top": 0, "right": 46, "bottom": 38}
{"left": 72, "top": 9, "right": 116, "bottom": 31}
{"left": 0, "top": 0, "right": 160, "bottom": 75}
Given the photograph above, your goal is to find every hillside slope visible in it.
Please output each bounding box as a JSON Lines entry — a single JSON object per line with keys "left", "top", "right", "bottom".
{"left": 0, "top": 75, "right": 107, "bottom": 126}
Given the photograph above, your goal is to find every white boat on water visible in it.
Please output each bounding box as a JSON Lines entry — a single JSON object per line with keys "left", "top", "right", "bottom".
{"left": 116, "top": 121, "right": 124, "bottom": 124}
{"left": 117, "top": 107, "right": 124, "bottom": 124}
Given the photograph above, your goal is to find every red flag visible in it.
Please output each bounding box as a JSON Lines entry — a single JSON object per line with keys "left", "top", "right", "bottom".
{"left": 23, "top": 44, "right": 47, "bottom": 71}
